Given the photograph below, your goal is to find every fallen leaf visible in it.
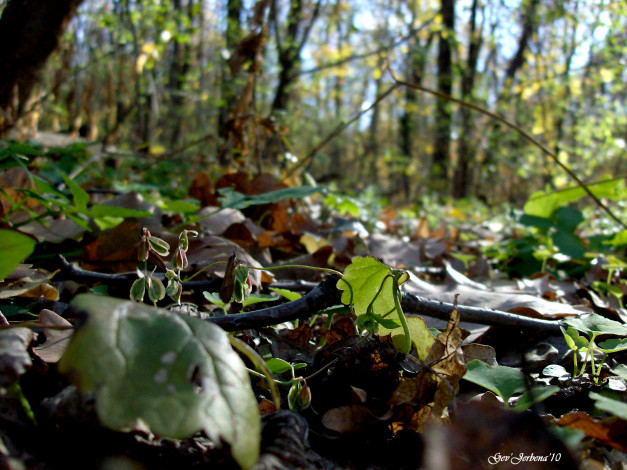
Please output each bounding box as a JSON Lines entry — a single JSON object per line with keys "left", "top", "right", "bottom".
{"left": 33, "top": 309, "right": 73, "bottom": 364}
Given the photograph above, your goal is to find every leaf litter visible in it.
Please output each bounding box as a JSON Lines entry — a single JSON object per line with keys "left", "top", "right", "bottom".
{"left": 0, "top": 170, "right": 626, "bottom": 469}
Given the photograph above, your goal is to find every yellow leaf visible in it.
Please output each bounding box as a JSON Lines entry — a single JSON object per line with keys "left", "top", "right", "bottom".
{"left": 600, "top": 68, "right": 613, "bottom": 83}
{"left": 149, "top": 144, "right": 166, "bottom": 156}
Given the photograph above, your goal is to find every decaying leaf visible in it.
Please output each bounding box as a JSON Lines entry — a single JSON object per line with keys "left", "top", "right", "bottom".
{"left": 32, "top": 309, "right": 73, "bottom": 364}
{"left": 0, "top": 327, "right": 33, "bottom": 387}
{"left": 0, "top": 268, "right": 58, "bottom": 300}
{"left": 388, "top": 308, "right": 466, "bottom": 431}
{"left": 58, "top": 294, "right": 260, "bottom": 469}
{"left": 557, "top": 411, "right": 627, "bottom": 453}
{"left": 405, "top": 264, "right": 588, "bottom": 319}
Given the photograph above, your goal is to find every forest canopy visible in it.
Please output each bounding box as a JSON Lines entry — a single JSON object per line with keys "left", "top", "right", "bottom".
{"left": 1, "top": 0, "right": 624, "bottom": 204}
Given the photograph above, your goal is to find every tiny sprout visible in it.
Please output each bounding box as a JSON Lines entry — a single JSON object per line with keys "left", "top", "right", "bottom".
{"left": 165, "top": 269, "right": 176, "bottom": 280}
{"left": 166, "top": 279, "right": 182, "bottom": 303}
{"left": 173, "top": 246, "right": 188, "bottom": 270}
{"left": 288, "top": 378, "right": 311, "bottom": 411}
{"left": 130, "top": 277, "right": 147, "bottom": 302}
{"left": 178, "top": 229, "right": 198, "bottom": 252}
{"left": 148, "top": 236, "right": 170, "bottom": 257}
{"left": 147, "top": 274, "right": 166, "bottom": 304}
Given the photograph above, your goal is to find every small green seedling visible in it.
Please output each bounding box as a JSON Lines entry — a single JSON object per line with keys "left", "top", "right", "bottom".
{"left": 131, "top": 227, "right": 199, "bottom": 305}
{"left": 561, "top": 313, "right": 627, "bottom": 383}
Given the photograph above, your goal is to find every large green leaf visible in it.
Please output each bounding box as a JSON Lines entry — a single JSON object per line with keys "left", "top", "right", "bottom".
{"left": 590, "top": 392, "right": 627, "bottom": 421}
{"left": 523, "top": 179, "right": 622, "bottom": 218}
{"left": 563, "top": 313, "right": 627, "bottom": 337}
{"left": 59, "top": 294, "right": 260, "bottom": 469}
{"left": 217, "top": 185, "right": 322, "bottom": 210}
{"left": 0, "top": 230, "right": 36, "bottom": 282}
{"left": 378, "top": 316, "right": 434, "bottom": 360}
{"left": 337, "top": 256, "right": 395, "bottom": 316}
{"left": 463, "top": 359, "right": 526, "bottom": 402}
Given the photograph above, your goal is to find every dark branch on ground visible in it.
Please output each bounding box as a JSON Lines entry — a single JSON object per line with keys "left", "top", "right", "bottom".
{"left": 55, "top": 257, "right": 564, "bottom": 334}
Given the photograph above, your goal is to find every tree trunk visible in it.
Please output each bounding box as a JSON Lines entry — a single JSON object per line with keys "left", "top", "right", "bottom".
{"left": 432, "top": 0, "right": 455, "bottom": 191}
{"left": 453, "top": 0, "right": 482, "bottom": 199}
{"left": 0, "top": 0, "right": 84, "bottom": 136}
{"left": 399, "top": 34, "right": 433, "bottom": 200}
{"left": 218, "top": 0, "right": 243, "bottom": 152}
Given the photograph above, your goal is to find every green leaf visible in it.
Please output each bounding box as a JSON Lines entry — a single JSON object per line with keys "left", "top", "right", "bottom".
{"left": 560, "top": 326, "right": 590, "bottom": 351}
{"left": 158, "top": 199, "right": 200, "bottom": 214}
{"left": 233, "top": 265, "right": 250, "bottom": 304}
{"left": 524, "top": 179, "right": 622, "bottom": 218}
{"left": 241, "top": 293, "right": 278, "bottom": 308}
{"left": 551, "top": 229, "right": 584, "bottom": 260}
{"left": 378, "top": 316, "right": 434, "bottom": 360}
{"left": 515, "top": 385, "right": 560, "bottom": 411}
{"left": 218, "top": 185, "right": 322, "bottom": 210}
{"left": 61, "top": 174, "right": 90, "bottom": 212}
{"left": 597, "top": 338, "right": 627, "bottom": 354}
{"left": 612, "top": 364, "right": 627, "bottom": 381}
{"left": 554, "top": 206, "right": 584, "bottom": 232}
{"left": 88, "top": 205, "right": 152, "bottom": 218}
{"left": 268, "top": 287, "right": 302, "bottom": 302}
{"left": 563, "top": 313, "right": 627, "bottom": 337}
{"left": 0, "top": 230, "right": 36, "bottom": 282}
{"left": 590, "top": 392, "right": 627, "bottom": 420}
{"left": 203, "top": 291, "right": 226, "bottom": 308}
{"left": 59, "top": 294, "right": 260, "bottom": 469}
{"left": 607, "top": 230, "right": 627, "bottom": 247}
{"left": 7, "top": 142, "right": 44, "bottom": 156}
{"left": 130, "top": 278, "right": 147, "bottom": 302}
{"left": 463, "top": 359, "right": 526, "bottom": 402}
{"left": 337, "top": 256, "right": 395, "bottom": 316}
{"left": 265, "top": 358, "right": 292, "bottom": 375}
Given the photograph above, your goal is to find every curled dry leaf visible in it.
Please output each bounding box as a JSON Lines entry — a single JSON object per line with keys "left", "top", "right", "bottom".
{"left": 33, "top": 309, "right": 73, "bottom": 364}
{"left": 388, "top": 308, "right": 466, "bottom": 430}
{"left": 321, "top": 405, "right": 390, "bottom": 434}
{"left": 0, "top": 327, "right": 33, "bottom": 387}
{"left": 557, "top": 411, "right": 627, "bottom": 453}
{"left": 0, "top": 268, "right": 58, "bottom": 300}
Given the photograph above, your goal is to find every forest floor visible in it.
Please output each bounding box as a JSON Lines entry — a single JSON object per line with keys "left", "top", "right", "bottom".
{"left": 1, "top": 166, "right": 627, "bottom": 470}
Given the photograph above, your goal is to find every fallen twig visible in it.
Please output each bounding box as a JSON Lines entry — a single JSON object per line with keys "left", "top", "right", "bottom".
{"left": 53, "top": 257, "right": 565, "bottom": 335}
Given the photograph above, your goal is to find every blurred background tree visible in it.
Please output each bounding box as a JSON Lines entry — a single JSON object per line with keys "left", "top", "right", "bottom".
{"left": 1, "top": 0, "right": 624, "bottom": 206}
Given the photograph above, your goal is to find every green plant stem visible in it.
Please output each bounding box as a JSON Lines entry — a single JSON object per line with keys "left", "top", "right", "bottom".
{"left": 180, "top": 261, "right": 227, "bottom": 282}
{"left": 589, "top": 334, "right": 598, "bottom": 377}
{"left": 10, "top": 382, "right": 36, "bottom": 426}
{"left": 246, "top": 368, "right": 292, "bottom": 386}
{"left": 246, "top": 264, "right": 343, "bottom": 277}
{"left": 228, "top": 335, "right": 281, "bottom": 410}
{"left": 392, "top": 276, "right": 412, "bottom": 355}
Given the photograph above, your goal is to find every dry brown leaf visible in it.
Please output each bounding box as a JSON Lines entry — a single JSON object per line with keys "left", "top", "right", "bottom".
{"left": 557, "top": 411, "right": 627, "bottom": 453}
{"left": 406, "top": 263, "right": 588, "bottom": 319}
{"left": 197, "top": 206, "right": 246, "bottom": 235}
{"left": 32, "top": 309, "right": 73, "bottom": 364}
{"left": 0, "top": 269, "right": 58, "bottom": 300}
{"left": 321, "top": 405, "right": 386, "bottom": 434}
{"left": 0, "top": 327, "right": 33, "bottom": 386}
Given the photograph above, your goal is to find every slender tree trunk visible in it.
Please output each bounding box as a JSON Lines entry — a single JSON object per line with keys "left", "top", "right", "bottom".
{"left": 453, "top": 0, "right": 482, "bottom": 199}
{"left": 0, "top": 0, "right": 84, "bottom": 136}
{"left": 218, "top": 0, "right": 242, "bottom": 153}
{"left": 270, "top": 0, "right": 321, "bottom": 114}
{"left": 481, "top": 0, "right": 539, "bottom": 198}
{"left": 399, "top": 34, "right": 432, "bottom": 200}
{"left": 432, "top": 0, "right": 455, "bottom": 191}
{"left": 168, "top": 0, "right": 192, "bottom": 148}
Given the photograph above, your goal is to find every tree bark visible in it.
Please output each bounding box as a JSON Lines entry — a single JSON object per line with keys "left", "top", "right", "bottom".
{"left": 432, "top": 0, "right": 455, "bottom": 190}
{"left": 0, "top": 0, "right": 84, "bottom": 136}
{"left": 453, "top": 0, "right": 482, "bottom": 199}
{"left": 399, "top": 34, "right": 432, "bottom": 200}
